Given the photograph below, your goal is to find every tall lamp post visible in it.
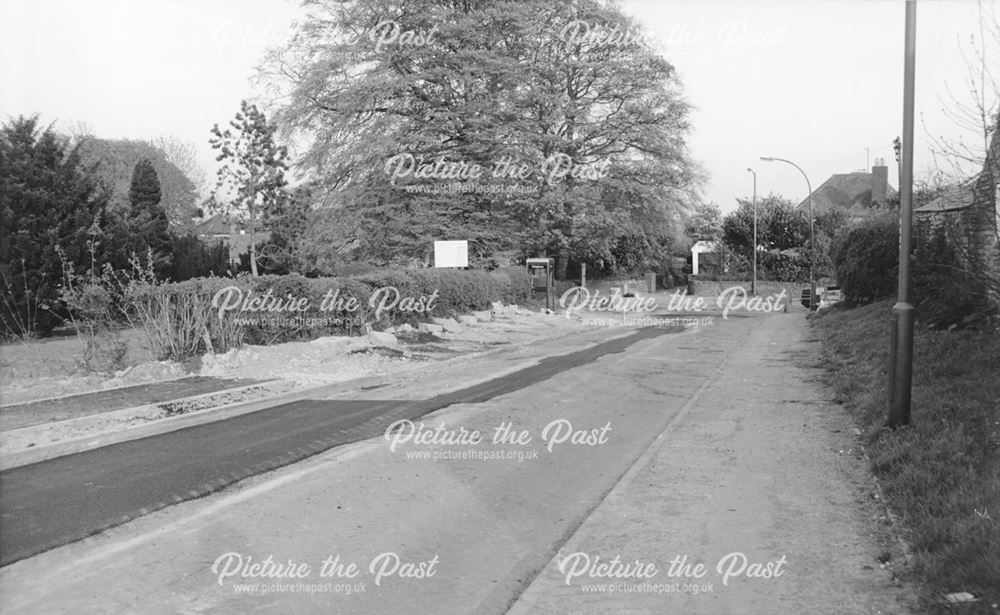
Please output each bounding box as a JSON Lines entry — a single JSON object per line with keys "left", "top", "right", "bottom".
{"left": 747, "top": 167, "right": 758, "bottom": 296}
{"left": 888, "top": 0, "right": 917, "bottom": 427}
{"left": 760, "top": 156, "right": 815, "bottom": 310}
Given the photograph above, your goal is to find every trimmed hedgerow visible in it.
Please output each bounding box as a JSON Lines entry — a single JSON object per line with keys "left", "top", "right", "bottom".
{"left": 121, "top": 268, "right": 531, "bottom": 359}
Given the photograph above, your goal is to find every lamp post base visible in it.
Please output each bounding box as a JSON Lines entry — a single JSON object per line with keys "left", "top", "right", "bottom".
{"left": 887, "top": 301, "right": 915, "bottom": 428}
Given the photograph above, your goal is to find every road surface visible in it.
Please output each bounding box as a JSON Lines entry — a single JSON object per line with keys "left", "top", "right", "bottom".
{"left": 0, "top": 327, "right": 672, "bottom": 566}
{"left": 0, "top": 313, "right": 915, "bottom": 614}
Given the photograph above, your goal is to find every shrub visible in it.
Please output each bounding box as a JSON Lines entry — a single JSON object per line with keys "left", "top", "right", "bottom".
{"left": 112, "top": 267, "right": 535, "bottom": 358}
{"left": 757, "top": 249, "right": 810, "bottom": 282}
{"left": 494, "top": 266, "right": 532, "bottom": 303}
{"left": 60, "top": 274, "right": 129, "bottom": 373}
{"left": 409, "top": 269, "right": 494, "bottom": 315}
{"left": 124, "top": 279, "right": 212, "bottom": 361}
{"left": 167, "top": 235, "right": 229, "bottom": 281}
{"left": 913, "top": 226, "right": 996, "bottom": 329}
{"left": 831, "top": 213, "right": 899, "bottom": 305}
{"left": 244, "top": 273, "right": 317, "bottom": 345}
{"left": 334, "top": 261, "right": 381, "bottom": 277}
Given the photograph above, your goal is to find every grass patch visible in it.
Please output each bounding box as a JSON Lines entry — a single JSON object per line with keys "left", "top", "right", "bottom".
{"left": 811, "top": 300, "right": 1000, "bottom": 613}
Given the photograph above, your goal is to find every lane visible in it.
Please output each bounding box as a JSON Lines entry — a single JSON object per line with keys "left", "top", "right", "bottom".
{"left": 0, "top": 314, "right": 754, "bottom": 615}
{"left": 0, "top": 327, "right": 673, "bottom": 567}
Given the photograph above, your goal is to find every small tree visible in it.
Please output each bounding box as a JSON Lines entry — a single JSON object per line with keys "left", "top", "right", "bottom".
{"left": 259, "top": 183, "right": 314, "bottom": 274}
{"left": 209, "top": 101, "right": 289, "bottom": 277}
{"left": 126, "top": 158, "right": 172, "bottom": 273}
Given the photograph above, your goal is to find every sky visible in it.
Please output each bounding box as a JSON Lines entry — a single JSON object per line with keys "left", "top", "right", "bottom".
{"left": 1, "top": 0, "right": 995, "bottom": 212}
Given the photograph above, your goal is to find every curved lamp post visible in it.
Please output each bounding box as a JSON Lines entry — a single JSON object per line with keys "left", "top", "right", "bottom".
{"left": 746, "top": 167, "right": 757, "bottom": 296}
{"left": 760, "top": 157, "right": 815, "bottom": 310}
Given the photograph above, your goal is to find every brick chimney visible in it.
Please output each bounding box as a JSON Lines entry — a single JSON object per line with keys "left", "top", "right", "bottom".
{"left": 870, "top": 159, "right": 889, "bottom": 205}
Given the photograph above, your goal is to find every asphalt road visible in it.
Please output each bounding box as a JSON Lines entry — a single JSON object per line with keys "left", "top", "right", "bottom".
{"left": 0, "top": 327, "right": 672, "bottom": 567}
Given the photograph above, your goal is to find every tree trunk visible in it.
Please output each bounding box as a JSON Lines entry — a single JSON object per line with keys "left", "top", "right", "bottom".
{"left": 249, "top": 177, "right": 260, "bottom": 277}
{"left": 249, "top": 224, "right": 259, "bottom": 277}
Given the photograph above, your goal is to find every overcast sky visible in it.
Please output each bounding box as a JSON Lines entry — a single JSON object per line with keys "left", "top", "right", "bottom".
{"left": 1, "top": 0, "right": 994, "bottom": 211}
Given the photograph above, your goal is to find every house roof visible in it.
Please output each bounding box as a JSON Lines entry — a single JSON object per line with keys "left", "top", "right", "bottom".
{"left": 193, "top": 214, "right": 232, "bottom": 235}
{"left": 796, "top": 171, "right": 897, "bottom": 215}
{"left": 193, "top": 214, "right": 264, "bottom": 235}
{"left": 914, "top": 183, "right": 976, "bottom": 214}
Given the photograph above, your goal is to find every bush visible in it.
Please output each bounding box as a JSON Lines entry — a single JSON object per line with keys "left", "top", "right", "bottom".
{"left": 832, "top": 213, "right": 899, "bottom": 305}
{"left": 494, "top": 266, "right": 532, "bottom": 303}
{"left": 124, "top": 278, "right": 215, "bottom": 361}
{"left": 913, "top": 226, "right": 996, "bottom": 329}
{"left": 60, "top": 274, "right": 129, "bottom": 373}
{"left": 757, "top": 249, "right": 810, "bottom": 282}
{"left": 113, "top": 267, "right": 534, "bottom": 359}
{"left": 167, "top": 235, "right": 229, "bottom": 281}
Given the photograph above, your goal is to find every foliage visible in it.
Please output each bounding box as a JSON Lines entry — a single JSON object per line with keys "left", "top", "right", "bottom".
{"left": 831, "top": 212, "right": 899, "bottom": 304}
{"left": 263, "top": 0, "right": 701, "bottom": 278}
{"left": 814, "top": 206, "right": 851, "bottom": 240}
{"left": 210, "top": 100, "right": 290, "bottom": 277}
{"left": 914, "top": 224, "right": 997, "bottom": 328}
{"left": 813, "top": 301, "right": 1000, "bottom": 614}
{"left": 151, "top": 135, "right": 209, "bottom": 199}
{"left": 167, "top": 234, "right": 230, "bottom": 281}
{"left": 101, "top": 268, "right": 532, "bottom": 360}
{"left": 121, "top": 262, "right": 222, "bottom": 361}
{"left": 56, "top": 247, "right": 129, "bottom": 373}
{"left": 258, "top": 183, "right": 314, "bottom": 275}
{"left": 75, "top": 137, "right": 199, "bottom": 229}
{"left": 723, "top": 194, "right": 808, "bottom": 256}
{"left": 721, "top": 194, "right": 812, "bottom": 280}
{"left": 685, "top": 202, "right": 723, "bottom": 243}
{"left": 122, "top": 158, "right": 173, "bottom": 274}
{"left": 0, "top": 115, "right": 110, "bottom": 336}
{"left": 756, "top": 249, "right": 810, "bottom": 283}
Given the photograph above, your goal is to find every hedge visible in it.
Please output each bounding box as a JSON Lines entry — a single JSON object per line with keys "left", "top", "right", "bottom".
{"left": 124, "top": 267, "right": 532, "bottom": 360}
{"left": 831, "top": 213, "right": 899, "bottom": 305}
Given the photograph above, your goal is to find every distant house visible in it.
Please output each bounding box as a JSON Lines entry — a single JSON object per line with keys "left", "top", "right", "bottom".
{"left": 796, "top": 160, "right": 896, "bottom": 216}
{"left": 193, "top": 214, "right": 270, "bottom": 265}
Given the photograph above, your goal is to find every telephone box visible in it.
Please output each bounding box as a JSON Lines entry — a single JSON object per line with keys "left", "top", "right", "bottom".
{"left": 526, "top": 257, "right": 555, "bottom": 311}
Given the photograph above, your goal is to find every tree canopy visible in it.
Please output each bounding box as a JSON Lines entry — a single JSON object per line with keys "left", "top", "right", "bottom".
{"left": 75, "top": 137, "right": 199, "bottom": 230}
{"left": 262, "top": 0, "right": 702, "bottom": 277}
{"left": 0, "top": 116, "right": 109, "bottom": 335}
{"left": 210, "top": 100, "right": 290, "bottom": 277}
{"left": 125, "top": 158, "right": 173, "bottom": 271}
{"left": 685, "top": 202, "right": 723, "bottom": 243}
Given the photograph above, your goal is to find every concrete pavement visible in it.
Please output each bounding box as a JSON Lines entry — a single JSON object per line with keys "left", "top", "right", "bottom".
{"left": 509, "top": 311, "right": 916, "bottom": 614}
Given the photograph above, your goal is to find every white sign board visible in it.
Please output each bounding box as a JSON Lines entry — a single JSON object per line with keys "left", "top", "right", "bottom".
{"left": 434, "top": 240, "right": 469, "bottom": 268}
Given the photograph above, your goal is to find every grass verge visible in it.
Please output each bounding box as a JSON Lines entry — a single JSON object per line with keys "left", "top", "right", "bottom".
{"left": 811, "top": 300, "right": 1000, "bottom": 614}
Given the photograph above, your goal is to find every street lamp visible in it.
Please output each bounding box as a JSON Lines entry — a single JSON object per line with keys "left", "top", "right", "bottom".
{"left": 888, "top": 0, "right": 917, "bottom": 427}
{"left": 759, "top": 156, "right": 815, "bottom": 310}
{"left": 747, "top": 168, "right": 757, "bottom": 296}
